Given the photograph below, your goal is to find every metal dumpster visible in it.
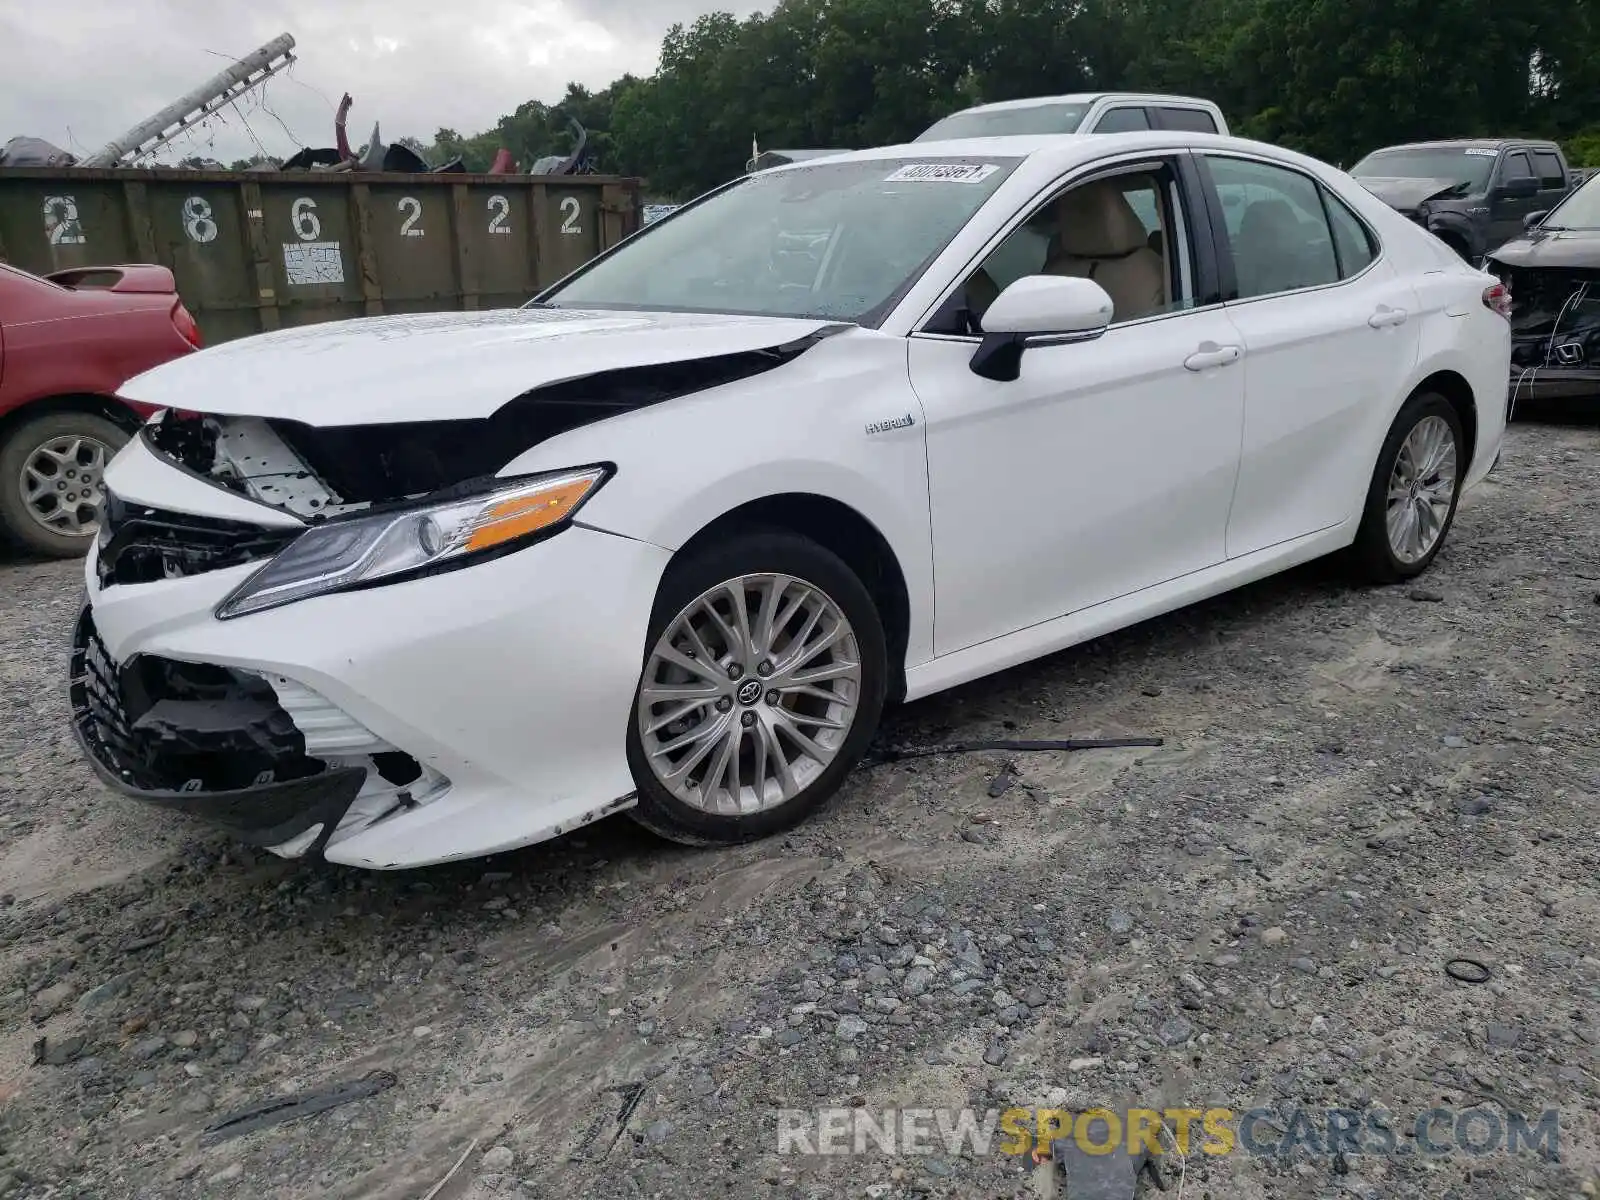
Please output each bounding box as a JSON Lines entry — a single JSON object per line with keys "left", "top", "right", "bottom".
{"left": 0, "top": 167, "right": 642, "bottom": 343}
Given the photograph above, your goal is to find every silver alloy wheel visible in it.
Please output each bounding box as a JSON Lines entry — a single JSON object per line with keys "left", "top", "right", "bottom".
{"left": 637, "top": 573, "right": 863, "bottom": 815}
{"left": 19, "top": 434, "right": 111, "bottom": 538}
{"left": 1385, "top": 414, "right": 1458, "bottom": 564}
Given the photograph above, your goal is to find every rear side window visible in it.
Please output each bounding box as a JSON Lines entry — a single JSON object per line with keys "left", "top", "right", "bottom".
{"left": 1532, "top": 150, "right": 1565, "bottom": 188}
{"left": 1321, "top": 188, "right": 1378, "bottom": 278}
{"left": 1204, "top": 155, "right": 1341, "bottom": 299}
{"left": 1157, "top": 107, "right": 1219, "bottom": 133}
{"left": 1094, "top": 107, "right": 1151, "bottom": 133}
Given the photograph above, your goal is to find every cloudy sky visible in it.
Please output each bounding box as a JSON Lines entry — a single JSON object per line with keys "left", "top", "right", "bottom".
{"left": 1, "top": 0, "right": 759, "bottom": 163}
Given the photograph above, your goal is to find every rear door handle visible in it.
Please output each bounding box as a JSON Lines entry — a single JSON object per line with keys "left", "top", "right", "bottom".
{"left": 1369, "top": 306, "right": 1409, "bottom": 328}
{"left": 1184, "top": 343, "right": 1242, "bottom": 371}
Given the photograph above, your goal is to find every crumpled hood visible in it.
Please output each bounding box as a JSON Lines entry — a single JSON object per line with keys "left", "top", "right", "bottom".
{"left": 1488, "top": 228, "right": 1600, "bottom": 271}
{"left": 1357, "top": 176, "right": 1461, "bottom": 210}
{"left": 118, "top": 307, "right": 848, "bottom": 426}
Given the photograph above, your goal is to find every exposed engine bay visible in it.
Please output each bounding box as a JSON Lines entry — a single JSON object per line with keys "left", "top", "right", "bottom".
{"left": 143, "top": 348, "right": 802, "bottom": 519}
{"left": 104, "top": 345, "right": 813, "bottom": 588}
{"left": 1488, "top": 230, "right": 1600, "bottom": 405}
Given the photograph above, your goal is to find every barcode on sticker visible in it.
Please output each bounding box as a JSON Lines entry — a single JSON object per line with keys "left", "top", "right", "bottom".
{"left": 884, "top": 163, "right": 999, "bottom": 184}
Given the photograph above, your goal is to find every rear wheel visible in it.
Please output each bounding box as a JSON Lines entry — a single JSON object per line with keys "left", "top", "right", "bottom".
{"left": 626, "top": 529, "right": 887, "bottom": 846}
{"left": 1350, "top": 392, "right": 1464, "bottom": 583}
{"left": 0, "top": 411, "right": 127, "bottom": 558}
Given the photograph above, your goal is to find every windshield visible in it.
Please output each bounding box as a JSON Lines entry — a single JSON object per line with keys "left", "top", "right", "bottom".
{"left": 915, "top": 104, "right": 1090, "bottom": 142}
{"left": 1543, "top": 172, "right": 1600, "bottom": 229}
{"left": 542, "top": 157, "right": 1019, "bottom": 323}
{"left": 1350, "top": 148, "right": 1495, "bottom": 192}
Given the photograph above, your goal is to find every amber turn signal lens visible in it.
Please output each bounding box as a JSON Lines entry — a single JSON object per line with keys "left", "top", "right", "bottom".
{"left": 463, "top": 474, "right": 600, "bottom": 551}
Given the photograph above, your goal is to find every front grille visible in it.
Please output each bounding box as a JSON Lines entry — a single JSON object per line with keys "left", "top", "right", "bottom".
{"left": 97, "top": 491, "right": 298, "bottom": 587}
{"left": 71, "top": 609, "right": 143, "bottom": 776}
{"left": 70, "top": 607, "right": 321, "bottom": 793}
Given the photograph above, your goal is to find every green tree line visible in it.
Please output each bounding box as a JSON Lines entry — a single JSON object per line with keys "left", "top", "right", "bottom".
{"left": 428, "top": 0, "right": 1600, "bottom": 199}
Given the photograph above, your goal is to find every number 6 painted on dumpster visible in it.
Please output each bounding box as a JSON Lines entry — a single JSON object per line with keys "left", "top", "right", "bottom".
{"left": 291, "top": 197, "right": 321, "bottom": 241}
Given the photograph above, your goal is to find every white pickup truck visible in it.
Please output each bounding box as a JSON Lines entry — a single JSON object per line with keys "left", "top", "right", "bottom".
{"left": 915, "top": 92, "right": 1229, "bottom": 140}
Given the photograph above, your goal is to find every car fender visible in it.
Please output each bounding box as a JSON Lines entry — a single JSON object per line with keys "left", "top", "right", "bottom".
{"left": 1423, "top": 208, "right": 1482, "bottom": 257}
{"left": 495, "top": 330, "right": 937, "bottom": 668}
{"left": 1344, "top": 299, "right": 1506, "bottom": 521}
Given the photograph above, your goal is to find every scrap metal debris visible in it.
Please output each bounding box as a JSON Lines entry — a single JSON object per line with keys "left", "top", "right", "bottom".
{"left": 860, "top": 736, "right": 1163, "bottom": 769}
{"left": 1035, "top": 1117, "right": 1167, "bottom": 1199}
{"left": 200, "top": 1069, "right": 397, "bottom": 1144}
{"left": 419, "top": 1137, "right": 479, "bottom": 1200}
{"left": 1445, "top": 957, "right": 1493, "bottom": 984}
{"left": 31, "top": 1035, "right": 87, "bottom": 1067}
{"left": 567, "top": 1081, "right": 647, "bottom": 1162}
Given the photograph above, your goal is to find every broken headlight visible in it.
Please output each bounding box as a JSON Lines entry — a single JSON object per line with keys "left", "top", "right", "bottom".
{"left": 215, "top": 467, "right": 609, "bottom": 619}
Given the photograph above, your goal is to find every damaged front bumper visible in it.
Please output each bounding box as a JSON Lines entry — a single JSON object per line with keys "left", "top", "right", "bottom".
{"left": 1489, "top": 256, "right": 1600, "bottom": 405}
{"left": 70, "top": 603, "right": 448, "bottom": 857}
{"left": 1509, "top": 361, "right": 1600, "bottom": 404}
{"left": 70, "top": 607, "right": 368, "bottom": 850}
{"left": 76, "top": 468, "right": 674, "bottom": 869}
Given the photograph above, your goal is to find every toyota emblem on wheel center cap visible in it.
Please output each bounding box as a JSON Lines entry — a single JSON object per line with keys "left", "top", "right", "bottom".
{"left": 736, "top": 679, "right": 764, "bottom": 705}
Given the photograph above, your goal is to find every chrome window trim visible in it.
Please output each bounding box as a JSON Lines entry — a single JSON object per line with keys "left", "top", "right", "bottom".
{"left": 1197, "top": 148, "right": 1387, "bottom": 307}
{"left": 906, "top": 149, "right": 1205, "bottom": 335}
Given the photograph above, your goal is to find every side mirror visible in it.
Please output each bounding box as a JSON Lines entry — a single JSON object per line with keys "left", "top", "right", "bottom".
{"left": 970, "top": 276, "right": 1114, "bottom": 381}
{"left": 1524, "top": 209, "right": 1549, "bottom": 231}
{"left": 1496, "top": 177, "right": 1538, "bottom": 200}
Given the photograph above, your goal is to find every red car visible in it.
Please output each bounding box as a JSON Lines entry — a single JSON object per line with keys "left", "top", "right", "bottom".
{"left": 0, "top": 262, "right": 201, "bottom": 556}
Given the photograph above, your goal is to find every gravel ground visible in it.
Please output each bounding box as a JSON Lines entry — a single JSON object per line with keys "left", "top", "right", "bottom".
{"left": 0, "top": 421, "right": 1597, "bottom": 1200}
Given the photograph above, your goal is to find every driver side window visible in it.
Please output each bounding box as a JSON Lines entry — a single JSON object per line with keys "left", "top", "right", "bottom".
{"left": 935, "top": 163, "right": 1194, "bottom": 334}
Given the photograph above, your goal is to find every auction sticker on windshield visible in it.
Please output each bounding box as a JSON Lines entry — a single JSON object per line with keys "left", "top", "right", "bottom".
{"left": 1464, "top": 149, "right": 1498, "bottom": 156}
{"left": 885, "top": 163, "right": 1000, "bottom": 183}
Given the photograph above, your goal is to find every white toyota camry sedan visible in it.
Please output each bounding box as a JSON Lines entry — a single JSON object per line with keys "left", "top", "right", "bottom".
{"left": 74, "top": 131, "right": 1510, "bottom": 869}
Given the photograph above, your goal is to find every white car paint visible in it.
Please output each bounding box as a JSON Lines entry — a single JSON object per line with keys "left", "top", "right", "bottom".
{"left": 917, "top": 93, "right": 1230, "bottom": 139}
{"left": 80, "top": 130, "right": 1508, "bottom": 868}
{"left": 119, "top": 307, "right": 844, "bottom": 425}
{"left": 908, "top": 309, "right": 1248, "bottom": 654}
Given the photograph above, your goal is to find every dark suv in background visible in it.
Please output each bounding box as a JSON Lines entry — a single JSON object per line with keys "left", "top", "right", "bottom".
{"left": 1351, "top": 139, "right": 1576, "bottom": 262}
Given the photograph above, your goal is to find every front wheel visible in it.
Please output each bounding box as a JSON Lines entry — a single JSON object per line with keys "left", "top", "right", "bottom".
{"left": 1349, "top": 392, "right": 1465, "bottom": 583}
{"left": 626, "top": 529, "right": 888, "bottom": 846}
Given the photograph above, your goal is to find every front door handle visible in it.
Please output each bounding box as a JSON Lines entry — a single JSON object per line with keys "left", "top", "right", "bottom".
{"left": 1184, "top": 342, "right": 1243, "bottom": 371}
{"left": 1369, "top": 305, "right": 1409, "bottom": 328}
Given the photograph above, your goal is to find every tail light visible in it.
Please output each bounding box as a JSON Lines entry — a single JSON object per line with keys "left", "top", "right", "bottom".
{"left": 171, "top": 300, "right": 203, "bottom": 349}
{"left": 1482, "top": 281, "right": 1512, "bottom": 319}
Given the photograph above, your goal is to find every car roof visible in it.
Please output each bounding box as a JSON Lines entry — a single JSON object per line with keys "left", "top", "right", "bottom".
{"left": 1366, "top": 138, "right": 1557, "bottom": 153}
{"left": 948, "top": 92, "right": 1217, "bottom": 115}
{"left": 760, "top": 130, "right": 1255, "bottom": 172}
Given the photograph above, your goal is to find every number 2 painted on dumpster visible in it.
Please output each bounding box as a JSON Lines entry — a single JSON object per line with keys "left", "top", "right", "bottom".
{"left": 398, "top": 196, "right": 424, "bottom": 237}
{"left": 487, "top": 194, "right": 511, "bottom": 235}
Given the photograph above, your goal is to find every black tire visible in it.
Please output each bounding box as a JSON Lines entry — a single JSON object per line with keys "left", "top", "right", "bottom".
{"left": 1349, "top": 392, "right": 1465, "bottom": 583}
{"left": 0, "top": 411, "right": 128, "bottom": 558}
{"left": 625, "top": 527, "right": 888, "bottom": 846}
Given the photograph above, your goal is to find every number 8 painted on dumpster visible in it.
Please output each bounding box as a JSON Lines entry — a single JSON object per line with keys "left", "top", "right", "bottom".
{"left": 182, "top": 196, "right": 218, "bottom": 243}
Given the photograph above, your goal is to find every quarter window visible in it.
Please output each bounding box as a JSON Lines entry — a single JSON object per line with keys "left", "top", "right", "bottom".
{"left": 1205, "top": 156, "right": 1340, "bottom": 299}
{"left": 1094, "top": 107, "right": 1151, "bottom": 133}
{"left": 1321, "top": 188, "right": 1378, "bottom": 278}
